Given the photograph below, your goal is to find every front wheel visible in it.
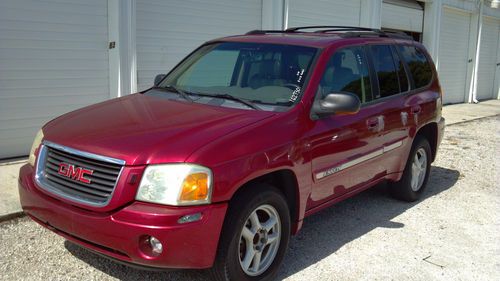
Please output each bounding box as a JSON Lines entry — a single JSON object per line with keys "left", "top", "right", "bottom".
{"left": 389, "top": 136, "right": 432, "bottom": 202}
{"left": 211, "top": 184, "right": 290, "bottom": 281}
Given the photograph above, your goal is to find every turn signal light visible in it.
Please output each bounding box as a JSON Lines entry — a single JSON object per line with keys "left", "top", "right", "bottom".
{"left": 180, "top": 173, "right": 209, "bottom": 201}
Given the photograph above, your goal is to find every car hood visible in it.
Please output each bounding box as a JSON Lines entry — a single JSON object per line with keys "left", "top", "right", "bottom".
{"left": 42, "top": 93, "right": 275, "bottom": 165}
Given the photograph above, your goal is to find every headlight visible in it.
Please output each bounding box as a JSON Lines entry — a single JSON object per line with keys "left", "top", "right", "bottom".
{"left": 28, "top": 129, "right": 44, "bottom": 166}
{"left": 136, "top": 164, "right": 212, "bottom": 206}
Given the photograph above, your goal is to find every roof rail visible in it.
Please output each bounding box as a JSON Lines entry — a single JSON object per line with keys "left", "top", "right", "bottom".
{"left": 285, "top": 26, "right": 376, "bottom": 32}
{"left": 245, "top": 29, "right": 293, "bottom": 35}
{"left": 245, "top": 26, "right": 414, "bottom": 41}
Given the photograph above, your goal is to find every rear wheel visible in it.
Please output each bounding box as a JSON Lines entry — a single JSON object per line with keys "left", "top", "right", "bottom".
{"left": 211, "top": 184, "right": 290, "bottom": 281}
{"left": 390, "top": 136, "right": 431, "bottom": 202}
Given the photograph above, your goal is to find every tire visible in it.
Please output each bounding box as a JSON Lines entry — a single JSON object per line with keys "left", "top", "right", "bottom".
{"left": 210, "top": 183, "right": 291, "bottom": 281}
{"left": 389, "top": 136, "right": 432, "bottom": 202}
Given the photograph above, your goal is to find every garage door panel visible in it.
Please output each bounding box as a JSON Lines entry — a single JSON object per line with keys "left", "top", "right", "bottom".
{"left": 138, "top": 0, "right": 260, "bottom": 14}
{"left": 0, "top": 29, "right": 107, "bottom": 43}
{"left": 0, "top": 1, "right": 110, "bottom": 158}
{"left": 0, "top": 58, "right": 108, "bottom": 71}
{"left": 0, "top": 78, "right": 108, "bottom": 89}
{"left": 0, "top": 0, "right": 106, "bottom": 16}
{"left": 0, "top": 7, "right": 107, "bottom": 27}
{"left": 438, "top": 8, "right": 471, "bottom": 104}
{"left": 0, "top": 39, "right": 107, "bottom": 51}
{"left": 0, "top": 69, "right": 107, "bottom": 80}
{"left": 136, "top": 0, "right": 262, "bottom": 91}
{"left": 1, "top": 19, "right": 106, "bottom": 35}
{"left": 0, "top": 49, "right": 107, "bottom": 60}
{"left": 288, "top": 0, "right": 361, "bottom": 27}
{"left": 477, "top": 17, "right": 500, "bottom": 100}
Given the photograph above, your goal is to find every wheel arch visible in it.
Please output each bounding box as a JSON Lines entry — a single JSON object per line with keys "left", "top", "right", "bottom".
{"left": 415, "top": 122, "right": 438, "bottom": 162}
{"left": 229, "top": 169, "right": 301, "bottom": 235}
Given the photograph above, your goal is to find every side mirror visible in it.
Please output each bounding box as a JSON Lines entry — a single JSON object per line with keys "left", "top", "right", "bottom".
{"left": 312, "top": 92, "right": 361, "bottom": 118}
{"left": 154, "top": 74, "right": 166, "bottom": 86}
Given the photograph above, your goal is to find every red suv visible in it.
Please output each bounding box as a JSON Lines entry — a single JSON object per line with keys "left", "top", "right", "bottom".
{"left": 19, "top": 26, "right": 445, "bottom": 280}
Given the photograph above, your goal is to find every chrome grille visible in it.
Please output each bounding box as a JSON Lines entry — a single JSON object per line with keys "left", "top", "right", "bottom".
{"left": 36, "top": 142, "right": 125, "bottom": 206}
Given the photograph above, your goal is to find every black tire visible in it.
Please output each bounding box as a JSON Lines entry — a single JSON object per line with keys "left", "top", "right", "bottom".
{"left": 210, "top": 183, "right": 291, "bottom": 281}
{"left": 389, "top": 136, "right": 432, "bottom": 202}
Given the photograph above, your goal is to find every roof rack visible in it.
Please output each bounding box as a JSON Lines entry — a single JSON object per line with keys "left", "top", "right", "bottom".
{"left": 245, "top": 25, "right": 413, "bottom": 40}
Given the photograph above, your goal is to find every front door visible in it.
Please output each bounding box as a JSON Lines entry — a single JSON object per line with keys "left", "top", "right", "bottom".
{"left": 306, "top": 46, "right": 384, "bottom": 208}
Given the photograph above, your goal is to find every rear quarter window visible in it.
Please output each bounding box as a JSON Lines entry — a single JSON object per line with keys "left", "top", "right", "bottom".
{"left": 397, "top": 45, "right": 433, "bottom": 89}
{"left": 369, "top": 45, "right": 400, "bottom": 98}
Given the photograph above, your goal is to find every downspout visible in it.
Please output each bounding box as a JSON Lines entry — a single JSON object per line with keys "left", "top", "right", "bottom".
{"left": 469, "top": 0, "right": 484, "bottom": 103}
{"left": 283, "top": 0, "right": 289, "bottom": 30}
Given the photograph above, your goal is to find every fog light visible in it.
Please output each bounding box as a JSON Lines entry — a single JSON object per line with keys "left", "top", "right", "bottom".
{"left": 178, "top": 212, "right": 202, "bottom": 224}
{"left": 149, "top": 236, "right": 163, "bottom": 254}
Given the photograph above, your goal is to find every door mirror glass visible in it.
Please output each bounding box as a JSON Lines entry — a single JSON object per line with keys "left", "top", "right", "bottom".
{"left": 313, "top": 92, "right": 361, "bottom": 117}
{"left": 154, "top": 74, "right": 166, "bottom": 86}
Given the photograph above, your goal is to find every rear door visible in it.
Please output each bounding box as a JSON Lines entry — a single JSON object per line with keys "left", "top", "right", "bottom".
{"left": 395, "top": 44, "right": 439, "bottom": 167}
{"left": 363, "top": 44, "right": 411, "bottom": 177}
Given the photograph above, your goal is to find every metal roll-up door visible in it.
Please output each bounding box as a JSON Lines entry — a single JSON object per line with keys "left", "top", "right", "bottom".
{"left": 287, "top": 0, "right": 362, "bottom": 28}
{"left": 135, "top": 0, "right": 263, "bottom": 91}
{"left": 438, "top": 8, "right": 472, "bottom": 104}
{"left": 0, "top": 0, "right": 110, "bottom": 158}
{"left": 476, "top": 16, "right": 500, "bottom": 100}
{"left": 382, "top": 0, "right": 423, "bottom": 33}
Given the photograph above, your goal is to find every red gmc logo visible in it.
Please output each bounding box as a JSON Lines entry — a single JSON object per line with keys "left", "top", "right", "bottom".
{"left": 58, "top": 163, "right": 94, "bottom": 184}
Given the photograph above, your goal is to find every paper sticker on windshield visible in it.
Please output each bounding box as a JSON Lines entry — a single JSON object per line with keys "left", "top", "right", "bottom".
{"left": 289, "top": 86, "right": 301, "bottom": 102}
{"left": 296, "top": 69, "right": 305, "bottom": 83}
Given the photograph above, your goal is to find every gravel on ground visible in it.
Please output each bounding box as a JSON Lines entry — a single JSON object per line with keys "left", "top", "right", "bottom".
{"left": 1, "top": 116, "right": 499, "bottom": 281}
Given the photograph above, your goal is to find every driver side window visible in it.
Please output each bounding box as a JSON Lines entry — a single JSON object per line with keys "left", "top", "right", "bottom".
{"left": 319, "top": 46, "right": 372, "bottom": 103}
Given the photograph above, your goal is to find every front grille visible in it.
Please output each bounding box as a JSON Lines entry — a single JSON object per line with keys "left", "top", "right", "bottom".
{"left": 36, "top": 142, "right": 124, "bottom": 206}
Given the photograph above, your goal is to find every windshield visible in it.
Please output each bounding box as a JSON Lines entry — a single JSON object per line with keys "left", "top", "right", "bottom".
{"left": 150, "top": 42, "right": 317, "bottom": 111}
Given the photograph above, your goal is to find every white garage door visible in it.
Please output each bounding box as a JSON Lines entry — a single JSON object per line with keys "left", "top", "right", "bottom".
{"left": 136, "top": 0, "right": 262, "bottom": 91}
{"left": 0, "top": 0, "right": 110, "bottom": 159}
{"left": 438, "top": 8, "right": 471, "bottom": 104}
{"left": 476, "top": 16, "right": 500, "bottom": 100}
{"left": 287, "top": 0, "right": 361, "bottom": 28}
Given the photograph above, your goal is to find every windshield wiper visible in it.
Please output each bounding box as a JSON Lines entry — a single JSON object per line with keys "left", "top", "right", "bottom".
{"left": 154, "top": 85, "right": 193, "bottom": 102}
{"left": 193, "top": 92, "right": 261, "bottom": 110}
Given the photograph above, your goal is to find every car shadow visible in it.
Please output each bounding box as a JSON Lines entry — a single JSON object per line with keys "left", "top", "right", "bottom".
{"left": 65, "top": 166, "right": 459, "bottom": 281}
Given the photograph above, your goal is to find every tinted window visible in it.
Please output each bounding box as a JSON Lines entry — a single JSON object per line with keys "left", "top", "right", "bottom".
{"left": 319, "top": 47, "right": 372, "bottom": 103}
{"left": 397, "top": 45, "right": 433, "bottom": 89}
{"left": 392, "top": 46, "right": 410, "bottom": 92}
{"left": 369, "top": 45, "right": 400, "bottom": 98}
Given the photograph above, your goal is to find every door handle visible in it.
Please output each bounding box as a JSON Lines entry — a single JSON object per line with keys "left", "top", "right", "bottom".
{"left": 411, "top": 106, "right": 422, "bottom": 114}
{"left": 366, "top": 118, "right": 379, "bottom": 130}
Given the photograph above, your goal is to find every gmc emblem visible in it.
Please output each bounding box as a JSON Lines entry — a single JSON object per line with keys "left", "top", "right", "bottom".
{"left": 58, "top": 163, "right": 93, "bottom": 184}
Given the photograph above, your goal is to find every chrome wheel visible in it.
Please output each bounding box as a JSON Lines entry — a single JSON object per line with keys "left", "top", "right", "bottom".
{"left": 411, "top": 148, "right": 427, "bottom": 191}
{"left": 238, "top": 204, "right": 281, "bottom": 276}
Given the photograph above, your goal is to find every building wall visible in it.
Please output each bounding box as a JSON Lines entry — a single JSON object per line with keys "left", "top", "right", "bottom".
{"left": 0, "top": 0, "right": 499, "bottom": 158}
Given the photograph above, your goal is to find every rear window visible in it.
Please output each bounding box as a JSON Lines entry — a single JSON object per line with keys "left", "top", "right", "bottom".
{"left": 397, "top": 45, "right": 433, "bottom": 89}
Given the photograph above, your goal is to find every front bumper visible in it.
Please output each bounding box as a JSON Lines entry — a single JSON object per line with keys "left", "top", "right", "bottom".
{"left": 18, "top": 164, "right": 227, "bottom": 269}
